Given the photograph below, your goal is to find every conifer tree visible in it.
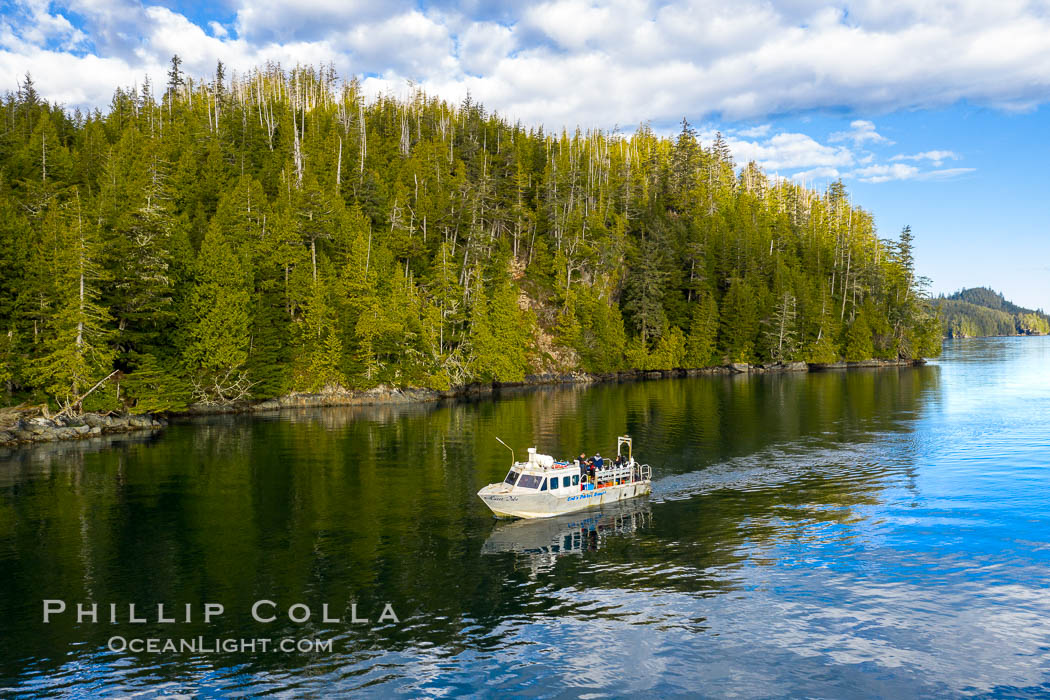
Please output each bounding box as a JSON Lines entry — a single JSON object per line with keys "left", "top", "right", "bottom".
{"left": 487, "top": 277, "right": 531, "bottom": 381}
{"left": 623, "top": 235, "right": 667, "bottom": 345}
{"left": 184, "top": 223, "right": 252, "bottom": 404}
{"left": 466, "top": 267, "right": 496, "bottom": 381}
{"left": 720, "top": 277, "right": 758, "bottom": 362}
{"left": 763, "top": 292, "right": 799, "bottom": 362}
{"left": 29, "top": 194, "right": 114, "bottom": 413}
{"left": 102, "top": 129, "right": 181, "bottom": 358}
{"left": 298, "top": 280, "right": 346, "bottom": 392}
{"left": 651, "top": 325, "right": 687, "bottom": 369}
{"left": 555, "top": 290, "right": 582, "bottom": 352}
{"left": 843, "top": 311, "right": 875, "bottom": 362}
{"left": 805, "top": 293, "right": 841, "bottom": 363}
{"left": 0, "top": 64, "right": 944, "bottom": 409}
{"left": 685, "top": 291, "right": 718, "bottom": 367}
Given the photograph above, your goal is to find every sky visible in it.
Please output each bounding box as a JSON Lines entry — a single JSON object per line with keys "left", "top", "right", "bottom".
{"left": 1, "top": 0, "right": 1049, "bottom": 309}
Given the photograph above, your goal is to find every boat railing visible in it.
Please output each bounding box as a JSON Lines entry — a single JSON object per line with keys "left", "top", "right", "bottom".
{"left": 585, "top": 460, "right": 651, "bottom": 485}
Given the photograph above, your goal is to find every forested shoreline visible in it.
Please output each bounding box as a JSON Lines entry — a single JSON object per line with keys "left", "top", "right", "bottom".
{"left": 0, "top": 60, "right": 941, "bottom": 415}
{"left": 937, "top": 288, "right": 1050, "bottom": 338}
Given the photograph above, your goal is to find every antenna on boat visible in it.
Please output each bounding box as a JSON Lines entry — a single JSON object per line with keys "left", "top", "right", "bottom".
{"left": 494, "top": 436, "right": 515, "bottom": 465}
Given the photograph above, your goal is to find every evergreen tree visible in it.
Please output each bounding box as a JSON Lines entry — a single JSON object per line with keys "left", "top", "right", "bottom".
{"left": 720, "top": 278, "right": 758, "bottom": 362}
{"left": 102, "top": 129, "right": 182, "bottom": 358}
{"left": 184, "top": 223, "right": 252, "bottom": 404}
{"left": 0, "top": 63, "right": 944, "bottom": 410}
{"left": 623, "top": 235, "right": 667, "bottom": 345}
{"left": 843, "top": 311, "right": 875, "bottom": 362}
{"left": 651, "top": 325, "right": 687, "bottom": 369}
{"left": 763, "top": 292, "right": 799, "bottom": 362}
{"left": 122, "top": 352, "right": 191, "bottom": 413}
{"left": 466, "top": 267, "right": 496, "bottom": 381}
{"left": 487, "top": 278, "right": 531, "bottom": 381}
{"left": 167, "top": 55, "right": 184, "bottom": 96}
{"left": 298, "top": 280, "right": 346, "bottom": 392}
{"left": 685, "top": 291, "right": 718, "bottom": 367}
{"left": 29, "top": 194, "right": 114, "bottom": 412}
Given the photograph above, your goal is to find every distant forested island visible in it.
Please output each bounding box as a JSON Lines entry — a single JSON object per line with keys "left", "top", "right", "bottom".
{"left": 0, "top": 59, "right": 941, "bottom": 415}
{"left": 937, "top": 288, "right": 1050, "bottom": 338}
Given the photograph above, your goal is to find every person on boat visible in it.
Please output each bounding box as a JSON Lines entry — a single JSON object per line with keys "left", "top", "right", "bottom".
{"left": 591, "top": 453, "right": 603, "bottom": 486}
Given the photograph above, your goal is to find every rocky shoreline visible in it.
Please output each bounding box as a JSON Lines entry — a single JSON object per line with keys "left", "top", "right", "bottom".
{"left": 0, "top": 358, "right": 925, "bottom": 449}
{"left": 0, "top": 411, "right": 167, "bottom": 447}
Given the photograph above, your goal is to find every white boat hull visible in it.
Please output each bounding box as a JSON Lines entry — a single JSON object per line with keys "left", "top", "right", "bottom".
{"left": 478, "top": 480, "right": 652, "bottom": 519}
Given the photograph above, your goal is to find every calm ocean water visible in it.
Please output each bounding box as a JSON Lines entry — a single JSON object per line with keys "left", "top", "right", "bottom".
{"left": 2, "top": 337, "right": 1049, "bottom": 697}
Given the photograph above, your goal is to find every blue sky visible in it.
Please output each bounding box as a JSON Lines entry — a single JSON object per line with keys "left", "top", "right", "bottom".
{"left": 2, "top": 0, "right": 1049, "bottom": 308}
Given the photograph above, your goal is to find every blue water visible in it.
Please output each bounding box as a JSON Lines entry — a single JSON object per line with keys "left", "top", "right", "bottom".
{"left": 2, "top": 337, "right": 1049, "bottom": 697}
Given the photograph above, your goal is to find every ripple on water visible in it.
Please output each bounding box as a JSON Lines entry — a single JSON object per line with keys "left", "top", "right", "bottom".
{"left": 5, "top": 339, "right": 1050, "bottom": 696}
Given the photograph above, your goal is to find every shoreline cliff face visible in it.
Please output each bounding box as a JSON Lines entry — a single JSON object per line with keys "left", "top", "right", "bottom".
{"left": 0, "top": 358, "right": 925, "bottom": 449}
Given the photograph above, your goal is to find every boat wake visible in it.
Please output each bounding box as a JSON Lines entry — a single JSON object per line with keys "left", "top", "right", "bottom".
{"left": 649, "top": 433, "right": 914, "bottom": 503}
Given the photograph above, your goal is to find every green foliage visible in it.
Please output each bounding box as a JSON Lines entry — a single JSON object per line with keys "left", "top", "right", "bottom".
{"left": 720, "top": 278, "right": 758, "bottom": 363}
{"left": 623, "top": 336, "right": 650, "bottom": 370}
{"left": 806, "top": 334, "right": 840, "bottom": 364}
{"left": 685, "top": 291, "right": 719, "bottom": 368}
{"left": 295, "top": 280, "right": 346, "bottom": 392}
{"left": 0, "top": 63, "right": 942, "bottom": 411}
{"left": 761, "top": 292, "right": 800, "bottom": 363}
{"left": 911, "top": 314, "right": 945, "bottom": 358}
{"left": 122, "top": 353, "right": 191, "bottom": 413}
{"left": 843, "top": 312, "right": 875, "bottom": 362}
{"left": 467, "top": 271, "right": 531, "bottom": 382}
{"left": 568, "top": 286, "right": 628, "bottom": 373}
{"left": 26, "top": 195, "right": 115, "bottom": 412}
{"left": 184, "top": 223, "right": 253, "bottom": 403}
{"left": 650, "top": 325, "right": 688, "bottom": 369}
{"left": 938, "top": 288, "right": 1050, "bottom": 338}
{"left": 622, "top": 233, "right": 667, "bottom": 344}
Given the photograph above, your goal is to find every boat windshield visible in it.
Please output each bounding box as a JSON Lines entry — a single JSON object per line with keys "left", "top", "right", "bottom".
{"left": 517, "top": 474, "right": 542, "bottom": 489}
{"left": 504, "top": 470, "right": 520, "bottom": 485}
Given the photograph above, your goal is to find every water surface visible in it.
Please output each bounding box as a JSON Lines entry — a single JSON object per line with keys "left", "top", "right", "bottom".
{"left": 2, "top": 337, "right": 1049, "bottom": 697}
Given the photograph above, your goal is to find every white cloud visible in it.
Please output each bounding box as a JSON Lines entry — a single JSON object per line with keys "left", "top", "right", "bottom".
{"left": 0, "top": 0, "right": 986, "bottom": 189}
{"left": 848, "top": 162, "right": 975, "bottom": 183}
{"left": 790, "top": 167, "right": 842, "bottom": 183}
{"left": 520, "top": 0, "right": 614, "bottom": 51}
{"left": 830, "top": 119, "right": 893, "bottom": 145}
{"left": 457, "top": 22, "right": 516, "bottom": 77}
{"left": 727, "top": 131, "right": 855, "bottom": 172}
{"left": 0, "top": 0, "right": 87, "bottom": 52}
{"left": 915, "top": 167, "right": 976, "bottom": 180}
{"left": 233, "top": 0, "right": 411, "bottom": 44}
{"left": 696, "top": 123, "right": 973, "bottom": 185}
{"left": 735, "top": 123, "right": 771, "bottom": 138}
{"left": 891, "top": 150, "right": 960, "bottom": 166}
{"left": 1, "top": 0, "right": 1049, "bottom": 138}
{"left": 852, "top": 163, "right": 920, "bottom": 183}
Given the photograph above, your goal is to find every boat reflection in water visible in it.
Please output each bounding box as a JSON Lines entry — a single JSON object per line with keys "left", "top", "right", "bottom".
{"left": 482, "top": 498, "right": 652, "bottom": 572}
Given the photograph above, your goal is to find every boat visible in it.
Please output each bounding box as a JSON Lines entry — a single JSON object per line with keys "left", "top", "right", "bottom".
{"left": 477, "top": 436, "right": 652, "bottom": 519}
